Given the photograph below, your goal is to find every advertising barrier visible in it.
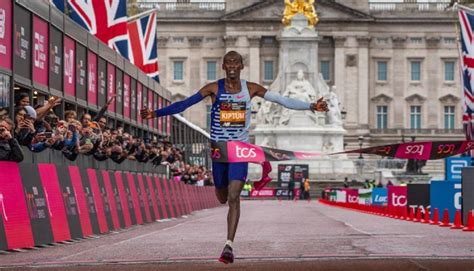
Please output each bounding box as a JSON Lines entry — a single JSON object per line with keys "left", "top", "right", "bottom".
{"left": 371, "top": 188, "right": 387, "bottom": 206}
{"left": 388, "top": 186, "right": 407, "bottom": 216}
{"left": 462, "top": 167, "right": 474, "bottom": 224}
{"left": 430, "top": 180, "right": 461, "bottom": 222}
{"left": 358, "top": 189, "right": 372, "bottom": 205}
{"left": 0, "top": 163, "right": 219, "bottom": 251}
{"left": 336, "top": 190, "right": 346, "bottom": 203}
{"left": 407, "top": 183, "right": 430, "bottom": 216}
{"left": 345, "top": 189, "right": 359, "bottom": 204}
{"left": 446, "top": 157, "right": 471, "bottom": 181}
{"left": 250, "top": 188, "right": 275, "bottom": 197}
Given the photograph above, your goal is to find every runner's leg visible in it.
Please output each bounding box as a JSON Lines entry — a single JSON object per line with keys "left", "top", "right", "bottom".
{"left": 227, "top": 180, "right": 244, "bottom": 241}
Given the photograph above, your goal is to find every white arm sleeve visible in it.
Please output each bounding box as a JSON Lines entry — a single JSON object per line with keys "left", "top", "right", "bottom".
{"left": 263, "top": 91, "right": 312, "bottom": 111}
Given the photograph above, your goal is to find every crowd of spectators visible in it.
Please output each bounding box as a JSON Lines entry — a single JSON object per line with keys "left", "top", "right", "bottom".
{"left": 0, "top": 93, "right": 213, "bottom": 186}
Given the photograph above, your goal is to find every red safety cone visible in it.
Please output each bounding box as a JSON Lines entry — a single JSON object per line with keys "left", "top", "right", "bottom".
{"left": 430, "top": 208, "right": 440, "bottom": 225}
{"left": 407, "top": 207, "right": 415, "bottom": 221}
{"left": 414, "top": 207, "right": 422, "bottom": 223}
{"left": 439, "top": 209, "right": 451, "bottom": 227}
{"left": 463, "top": 210, "right": 474, "bottom": 231}
{"left": 422, "top": 208, "right": 431, "bottom": 224}
{"left": 451, "top": 210, "right": 464, "bottom": 229}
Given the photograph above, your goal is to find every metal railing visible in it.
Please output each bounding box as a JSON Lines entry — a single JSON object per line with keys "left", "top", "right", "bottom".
{"left": 370, "top": 128, "right": 464, "bottom": 135}
{"left": 133, "top": 1, "right": 225, "bottom": 12}
{"left": 369, "top": 1, "right": 450, "bottom": 12}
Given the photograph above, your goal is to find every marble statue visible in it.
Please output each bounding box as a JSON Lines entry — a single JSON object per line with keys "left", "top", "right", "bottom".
{"left": 325, "top": 86, "right": 342, "bottom": 127}
{"left": 279, "top": 70, "right": 318, "bottom": 125}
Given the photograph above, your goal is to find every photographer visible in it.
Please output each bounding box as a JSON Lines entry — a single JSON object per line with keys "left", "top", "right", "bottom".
{"left": 14, "top": 106, "right": 36, "bottom": 146}
{"left": 0, "top": 118, "right": 24, "bottom": 162}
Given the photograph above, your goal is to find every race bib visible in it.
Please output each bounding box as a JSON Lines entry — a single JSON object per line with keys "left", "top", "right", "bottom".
{"left": 220, "top": 102, "right": 246, "bottom": 128}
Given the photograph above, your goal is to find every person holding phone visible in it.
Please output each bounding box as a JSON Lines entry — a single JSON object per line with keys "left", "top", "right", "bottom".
{"left": 0, "top": 117, "right": 24, "bottom": 162}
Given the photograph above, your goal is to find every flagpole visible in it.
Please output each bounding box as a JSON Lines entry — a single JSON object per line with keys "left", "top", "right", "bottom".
{"left": 128, "top": 8, "right": 157, "bottom": 21}
{"left": 455, "top": 3, "right": 474, "bottom": 161}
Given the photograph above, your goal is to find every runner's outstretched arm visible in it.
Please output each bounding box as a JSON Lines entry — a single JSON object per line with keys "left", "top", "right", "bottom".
{"left": 140, "top": 84, "right": 215, "bottom": 119}
{"left": 249, "top": 82, "right": 328, "bottom": 112}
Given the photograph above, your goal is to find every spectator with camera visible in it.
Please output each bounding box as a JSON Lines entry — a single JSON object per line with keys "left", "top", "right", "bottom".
{"left": 0, "top": 117, "right": 24, "bottom": 162}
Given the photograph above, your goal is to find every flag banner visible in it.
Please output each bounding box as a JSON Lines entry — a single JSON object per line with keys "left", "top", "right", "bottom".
{"left": 127, "top": 11, "right": 159, "bottom": 82}
{"left": 459, "top": 6, "right": 474, "bottom": 139}
{"left": 211, "top": 140, "right": 474, "bottom": 163}
{"left": 51, "top": 0, "right": 129, "bottom": 59}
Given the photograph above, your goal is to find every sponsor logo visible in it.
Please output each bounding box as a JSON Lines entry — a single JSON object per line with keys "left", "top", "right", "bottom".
{"left": 437, "top": 144, "right": 456, "bottom": 154}
{"left": 375, "top": 146, "right": 392, "bottom": 155}
{"left": 211, "top": 147, "right": 221, "bottom": 159}
{"left": 268, "top": 149, "right": 290, "bottom": 160}
{"left": 236, "top": 95, "right": 245, "bottom": 99}
{"left": 251, "top": 189, "right": 274, "bottom": 197}
{"left": 34, "top": 31, "right": 46, "bottom": 69}
{"left": 65, "top": 49, "right": 74, "bottom": 84}
{"left": 236, "top": 145, "right": 256, "bottom": 159}
{"left": 348, "top": 195, "right": 358, "bottom": 203}
{"left": 454, "top": 183, "right": 462, "bottom": 210}
{"left": 405, "top": 144, "right": 424, "bottom": 156}
{"left": 0, "top": 9, "right": 5, "bottom": 39}
{"left": 391, "top": 194, "right": 407, "bottom": 207}
{"left": 374, "top": 195, "right": 387, "bottom": 203}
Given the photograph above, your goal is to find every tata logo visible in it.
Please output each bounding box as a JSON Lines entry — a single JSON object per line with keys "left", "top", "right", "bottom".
{"left": 374, "top": 195, "right": 387, "bottom": 203}
{"left": 236, "top": 146, "right": 256, "bottom": 159}
{"left": 454, "top": 183, "right": 462, "bottom": 210}
{"left": 405, "top": 144, "right": 424, "bottom": 156}
{"left": 391, "top": 194, "right": 407, "bottom": 207}
{"left": 451, "top": 160, "right": 469, "bottom": 179}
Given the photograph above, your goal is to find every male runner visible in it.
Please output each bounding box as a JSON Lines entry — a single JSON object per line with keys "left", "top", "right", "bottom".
{"left": 141, "top": 51, "right": 328, "bottom": 264}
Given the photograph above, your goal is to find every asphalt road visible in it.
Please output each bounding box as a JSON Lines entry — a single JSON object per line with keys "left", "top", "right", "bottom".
{"left": 1, "top": 200, "right": 474, "bottom": 271}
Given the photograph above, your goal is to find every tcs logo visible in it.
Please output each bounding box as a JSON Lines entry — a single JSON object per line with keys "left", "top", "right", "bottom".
{"left": 236, "top": 146, "right": 256, "bottom": 159}
{"left": 391, "top": 194, "right": 407, "bottom": 207}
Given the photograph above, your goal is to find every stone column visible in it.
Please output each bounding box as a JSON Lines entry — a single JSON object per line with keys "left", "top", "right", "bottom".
{"left": 333, "top": 36, "right": 347, "bottom": 123}
{"left": 426, "top": 35, "right": 440, "bottom": 129}
{"left": 356, "top": 36, "right": 371, "bottom": 130}
{"left": 248, "top": 35, "right": 261, "bottom": 83}
{"left": 392, "top": 35, "right": 407, "bottom": 129}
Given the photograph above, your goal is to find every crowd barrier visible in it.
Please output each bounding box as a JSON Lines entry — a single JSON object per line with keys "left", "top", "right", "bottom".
{"left": 0, "top": 162, "right": 219, "bottom": 251}
{"left": 321, "top": 182, "right": 474, "bottom": 232}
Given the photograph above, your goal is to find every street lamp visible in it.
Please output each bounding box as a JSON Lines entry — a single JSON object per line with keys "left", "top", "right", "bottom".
{"left": 358, "top": 135, "right": 364, "bottom": 159}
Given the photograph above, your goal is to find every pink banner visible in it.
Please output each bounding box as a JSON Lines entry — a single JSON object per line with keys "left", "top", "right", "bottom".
{"left": 154, "top": 176, "right": 168, "bottom": 219}
{"left": 136, "top": 174, "right": 151, "bottom": 223}
{"left": 388, "top": 186, "right": 407, "bottom": 215}
{"left": 161, "top": 177, "right": 175, "bottom": 218}
{"left": 64, "top": 36, "right": 75, "bottom": 96}
{"left": 0, "top": 1, "right": 11, "bottom": 70}
{"left": 148, "top": 91, "right": 153, "bottom": 128}
{"left": 33, "top": 16, "right": 48, "bottom": 86}
{"left": 344, "top": 189, "right": 359, "bottom": 204}
{"left": 145, "top": 175, "right": 160, "bottom": 220}
{"left": 0, "top": 162, "right": 34, "bottom": 249}
{"left": 101, "top": 171, "right": 120, "bottom": 230}
{"left": 87, "top": 51, "right": 97, "bottom": 106}
{"left": 86, "top": 169, "right": 108, "bottom": 234}
{"left": 158, "top": 96, "right": 163, "bottom": 133}
{"left": 114, "top": 172, "right": 131, "bottom": 228}
{"left": 123, "top": 74, "right": 131, "bottom": 119}
{"left": 250, "top": 188, "right": 275, "bottom": 197}
{"left": 68, "top": 166, "right": 93, "bottom": 237}
{"left": 126, "top": 173, "right": 143, "bottom": 225}
{"left": 137, "top": 83, "right": 143, "bottom": 123}
{"left": 38, "top": 164, "right": 71, "bottom": 242}
{"left": 107, "top": 63, "right": 116, "bottom": 112}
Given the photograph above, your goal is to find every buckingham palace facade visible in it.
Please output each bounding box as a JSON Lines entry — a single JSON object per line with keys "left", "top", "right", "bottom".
{"left": 132, "top": 0, "right": 463, "bottom": 149}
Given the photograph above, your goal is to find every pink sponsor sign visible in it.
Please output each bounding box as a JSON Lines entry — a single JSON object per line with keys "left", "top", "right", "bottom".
{"left": 33, "top": 16, "right": 48, "bottom": 86}
{"left": 158, "top": 96, "right": 163, "bottom": 132}
{"left": 250, "top": 188, "right": 275, "bottom": 197}
{"left": 123, "top": 74, "right": 130, "bottom": 119}
{"left": 107, "top": 63, "right": 116, "bottom": 112}
{"left": 0, "top": 1, "right": 11, "bottom": 70}
{"left": 68, "top": 166, "right": 93, "bottom": 237}
{"left": 344, "top": 189, "right": 359, "bottom": 204}
{"left": 388, "top": 186, "right": 407, "bottom": 215}
{"left": 395, "top": 142, "right": 432, "bottom": 160}
{"left": 227, "top": 141, "right": 265, "bottom": 163}
{"left": 87, "top": 51, "right": 97, "bottom": 105}
{"left": 137, "top": 83, "right": 143, "bottom": 123}
{"left": 148, "top": 91, "right": 153, "bottom": 127}
{"left": 63, "top": 36, "right": 75, "bottom": 96}
{"left": 86, "top": 169, "right": 108, "bottom": 234}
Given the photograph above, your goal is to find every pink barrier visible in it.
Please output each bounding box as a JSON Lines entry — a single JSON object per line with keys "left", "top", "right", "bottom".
{"left": 114, "top": 172, "right": 132, "bottom": 228}
{"left": 86, "top": 169, "right": 109, "bottom": 234}
{"left": 68, "top": 166, "right": 93, "bottom": 237}
{"left": 101, "top": 170, "right": 121, "bottom": 230}
{"left": 126, "top": 173, "right": 144, "bottom": 225}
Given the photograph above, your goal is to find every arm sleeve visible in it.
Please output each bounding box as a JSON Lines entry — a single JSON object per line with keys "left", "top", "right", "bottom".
{"left": 154, "top": 91, "right": 204, "bottom": 117}
{"left": 93, "top": 104, "right": 108, "bottom": 122}
{"left": 263, "top": 91, "right": 312, "bottom": 111}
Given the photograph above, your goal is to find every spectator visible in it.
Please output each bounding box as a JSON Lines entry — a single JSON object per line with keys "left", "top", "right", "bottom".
{"left": 303, "top": 178, "right": 310, "bottom": 200}
{"left": 0, "top": 117, "right": 24, "bottom": 162}
{"left": 65, "top": 110, "right": 77, "bottom": 122}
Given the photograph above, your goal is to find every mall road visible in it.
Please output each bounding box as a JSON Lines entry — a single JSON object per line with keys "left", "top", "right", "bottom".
{"left": 1, "top": 200, "right": 474, "bottom": 271}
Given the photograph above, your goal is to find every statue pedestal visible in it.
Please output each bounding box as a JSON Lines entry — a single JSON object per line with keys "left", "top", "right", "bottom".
{"left": 250, "top": 124, "right": 356, "bottom": 180}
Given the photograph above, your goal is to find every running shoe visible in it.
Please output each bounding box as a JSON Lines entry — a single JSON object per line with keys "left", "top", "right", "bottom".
{"left": 218, "top": 244, "right": 234, "bottom": 264}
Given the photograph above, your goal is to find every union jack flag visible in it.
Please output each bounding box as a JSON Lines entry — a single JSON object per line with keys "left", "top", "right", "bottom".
{"left": 51, "top": 0, "right": 129, "bottom": 60}
{"left": 127, "top": 11, "right": 160, "bottom": 82}
{"left": 459, "top": 7, "right": 474, "bottom": 140}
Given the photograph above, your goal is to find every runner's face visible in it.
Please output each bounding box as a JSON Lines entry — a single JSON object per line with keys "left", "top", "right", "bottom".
{"left": 223, "top": 54, "right": 243, "bottom": 80}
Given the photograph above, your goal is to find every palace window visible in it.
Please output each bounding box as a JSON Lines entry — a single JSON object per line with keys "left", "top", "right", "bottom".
{"left": 410, "top": 105, "right": 422, "bottom": 129}
{"left": 264, "top": 60, "right": 274, "bottom": 81}
{"left": 376, "top": 105, "right": 388, "bottom": 129}
{"left": 207, "top": 61, "right": 217, "bottom": 81}
{"left": 320, "top": 60, "right": 330, "bottom": 81}
{"left": 444, "top": 61, "right": 455, "bottom": 81}
{"left": 377, "top": 61, "right": 387, "bottom": 81}
{"left": 444, "top": 106, "right": 455, "bottom": 129}
{"left": 173, "top": 61, "right": 184, "bottom": 81}
{"left": 410, "top": 61, "right": 421, "bottom": 81}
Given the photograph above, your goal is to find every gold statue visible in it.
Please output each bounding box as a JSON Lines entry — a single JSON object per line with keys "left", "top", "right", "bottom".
{"left": 282, "top": 0, "right": 319, "bottom": 27}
